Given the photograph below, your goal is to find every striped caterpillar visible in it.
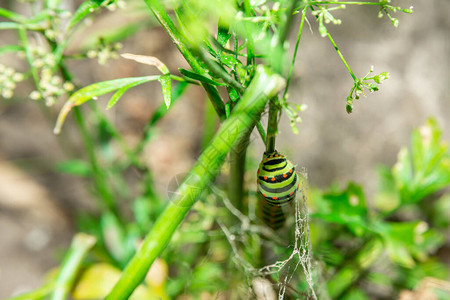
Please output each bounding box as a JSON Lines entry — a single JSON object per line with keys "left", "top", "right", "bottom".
{"left": 257, "top": 151, "right": 299, "bottom": 230}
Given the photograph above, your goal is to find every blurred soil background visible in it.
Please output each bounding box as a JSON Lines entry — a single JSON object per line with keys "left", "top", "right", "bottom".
{"left": 0, "top": 0, "right": 449, "bottom": 297}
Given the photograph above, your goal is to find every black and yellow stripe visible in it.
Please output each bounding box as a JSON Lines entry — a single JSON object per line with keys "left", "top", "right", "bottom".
{"left": 257, "top": 151, "right": 299, "bottom": 230}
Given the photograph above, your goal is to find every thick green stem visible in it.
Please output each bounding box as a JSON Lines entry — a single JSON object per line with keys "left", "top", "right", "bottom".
{"left": 265, "top": 0, "right": 298, "bottom": 153}
{"left": 266, "top": 98, "right": 279, "bottom": 153}
{"left": 144, "top": 0, "right": 226, "bottom": 120}
{"left": 50, "top": 233, "right": 96, "bottom": 300}
{"left": 105, "top": 66, "right": 285, "bottom": 300}
{"left": 228, "top": 133, "right": 251, "bottom": 213}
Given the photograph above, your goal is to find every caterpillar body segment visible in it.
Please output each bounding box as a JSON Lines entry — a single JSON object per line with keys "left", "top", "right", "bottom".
{"left": 257, "top": 151, "right": 299, "bottom": 230}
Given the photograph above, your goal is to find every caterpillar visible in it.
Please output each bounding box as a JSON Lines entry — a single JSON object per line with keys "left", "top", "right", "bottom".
{"left": 257, "top": 151, "right": 299, "bottom": 230}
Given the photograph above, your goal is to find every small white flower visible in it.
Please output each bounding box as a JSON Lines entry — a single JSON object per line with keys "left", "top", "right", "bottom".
{"left": 12, "top": 73, "right": 24, "bottom": 82}
{"left": 87, "top": 50, "right": 97, "bottom": 58}
{"left": 30, "top": 90, "right": 41, "bottom": 100}
{"left": 45, "top": 29, "right": 56, "bottom": 40}
{"left": 2, "top": 89, "right": 13, "bottom": 99}
{"left": 50, "top": 76, "right": 62, "bottom": 85}
{"left": 63, "top": 82, "right": 74, "bottom": 91}
{"left": 33, "top": 59, "right": 45, "bottom": 68}
{"left": 4, "top": 68, "right": 15, "bottom": 76}
{"left": 4, "top": 80, "right": 16, "bottom": 89}
{"left": 45, "top": 96, "right": 56, "bottom": 106}
{"left": 117, "top": 0, "right": 126, "bottom": 9}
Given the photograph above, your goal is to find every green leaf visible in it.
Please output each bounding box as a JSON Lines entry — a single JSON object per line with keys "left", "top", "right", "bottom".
{"left": 101, "top": 213, "right": 138, "bottom": 266}
{"left": 374, "top": 165, "right": 401, "bottom": 214}
{"left": 341, "top": 288, "right": 369, "bottom": 300}
{"left": 66, "top": 0, "right": 103, "bottom": 31}
{"left": 106, "top": 78, "right": 151, "bottom": 110}
{"left": 219, "top": 53, "right": 239, "bottom": 68}
{"left": 159, "top": 74, "right": 171, "bottom": 109}
{"left": 392, "top": 118, "right": 450, "bottom": 203}
{"left": 54, "top": 76, "right": 159, "bottom": 134}
{"left": 312, "top": 182, "right": 368, "bottom": 236}
{"left": 149, "top": 81, "right": 188, "bottom": 126}
{"left": 179, "top": 68, "right": 226, "bottom": 86}
{"left": 190, "top": 262, "right": 225, "bottom": 292}
{"left": 399, "top": 259, "right": 449, "bottom": 290}
{"left": 217, "top": 23, "right": 231, "bottom": 46}
{"left": 375, "top": 221, "right": 437, "bottom": 268}
{"left": 56, "top": 159, "right": 91, "bottom": 177}
{"left": 431, "top": 194, "right": 450, "bottom": 228}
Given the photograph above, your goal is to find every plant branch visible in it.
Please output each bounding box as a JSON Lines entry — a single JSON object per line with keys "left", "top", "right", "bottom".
{"left": 50, "top": 234, "right": 96, "bottom": 300}
{"left": 144, "top": 0, "right": 226, "bottom": 120}
{"left": 105, "top": 66, "right": 285, "bottom": 300}
{"left": 265, "top": 0, "right": 298, "bottom": 153}
{"left": 283, "top": 6, "right": 307, "bottom": 99}
{"left": 309, "top": 4, "right": 357, "bottom": 80}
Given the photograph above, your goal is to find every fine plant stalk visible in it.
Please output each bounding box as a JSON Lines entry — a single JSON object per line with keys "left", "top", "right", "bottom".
{"left": 72, "top": 107, "right": 117, "bottom": 214}
{"left": 7, "top": 284, "right": 54, "bottom": 300}
{"left": 283, "top": 6, "right": 307, "bottom": 99}
{"left": 309, "top": 5, "right": 356, "bottom": 81}
{"left": 309, "top": 1, "right": 393, "bottom": 6}
{"left": 265, "top": 0, "right": 298, "bottom": 153}
{"left": 134, "top": 81, "right": 189, "bottom": 155}
{"left": 105, "top": 66, "right": 285, "bottom": 300}
{"left": 17, "top": 27, "right": 41, "bottom": 90}
{"left": 144, "top": 0, "right": 226, "bottom": 120}
{"left": 324, "top": 29, "right": 356, "bottom": 80}
{"left": 50, "top": 233, "right": 96, "bottom": 300}
{"left": 0, "top": 7, "right": 27, "bottom": 23}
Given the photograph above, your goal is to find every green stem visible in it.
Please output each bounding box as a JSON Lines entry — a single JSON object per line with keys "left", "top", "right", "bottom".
{"left": 73, "top": 107, "right": 117, "bottom": 213}
{"left": 195, "top": 49, "right": 245, "bottom": 94}
{"left": 45, "top": 0, "right": 62, "bottom": 10}
{"left": 277, "top": 0, "right": 298, "bottom": 50}
{"left": 17, "top": 27, "right": 41, "bottom": 91}
{"left": 309, "top": 1, "right": 388, "bottom": 6}
{"left": 264, "top": 0, "right": 298, "bottom": 153}
{"left": 256, "top": 121, "right": 267, "bottom": 144}
{"left": 144, "top": 0, "right": 226, "bottom": 120}
{"left": 228, "top": 133, "right": 251, "bottom": 213}
{"left": 243, "top": 0, "right": 255, "bottom": 66}
{"left": 309, "top": 5, "right": 357, "bottom": 81}
{"left": 326, "top": 30, "right": 356, "bottom": 81}
{"left": 265, "top": 97, "right": 279, "bottom": 153}
{"left": 6, "top": 284, "right": 54, "bottom": 300}
{"left": 201, "top": 97, "right": 219, "bottom": 150}
{"left": 283, "top": 6, "right": 307, "bottom": 99}
{"left": 105, "top": 66, "right": 285, "bottom": 300}
{"left": 50, "top": 233, "right": 96, "bottom": 300}
{"left": 0, "top": 7, "right": 27, "bottom": 23}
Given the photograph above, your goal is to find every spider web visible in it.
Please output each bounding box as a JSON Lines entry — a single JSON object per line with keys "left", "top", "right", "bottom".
{"left": 218, "top": 167, "right": 317, "bottom": 299}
